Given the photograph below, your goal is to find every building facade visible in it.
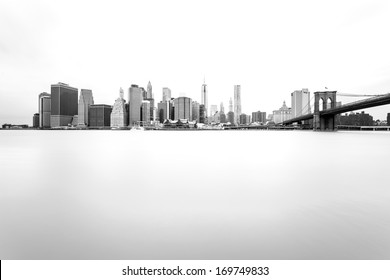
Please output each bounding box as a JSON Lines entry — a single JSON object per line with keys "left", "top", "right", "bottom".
{"left": 110, "top": 89, "right": 128, "bottom": 128}
{"left": 157, "top": 101, "right": 169, "bottom": 123}
{"left": 78, "top": 89, "right": 94, "bottom": 127}
{"left": 199, "top": 104, "right": 206, "bottom": 123}
{"left": 50, "top": 83, "right": 78, "bottom": 127}
{"left": 227, "top": 111, "right": 235, "bottom": 124}
{"left": 141, "top": 100, "right": 151, "bottom": 124}
{"left": 192, "top": 101, "right": 200, "bottom": 122}
{"left": 272, "top": 101, "right": 292, "bottom": 123}
{"left": 33, "top": 113, "right": 39, "bottom": 128}
{"left": 291, "top": 88, "right": 310, "bottom": 118}
{"left": 89, "top": 104, "right": 112, "bottom": 128}
{"left": 173, "top": 97, "right": 192, "bottom": 120}
{"left": 252, "top": 111, "right": 267, "bottom": 123}
{"left": 147, "top": 81, "right": 153, "bottom": 99}
{"left": 38, "top": 92, "right": 51, "bottom": 128}
{"left": 234, "top": 85, "right": 242, "bottom": 124}
{"left": 162, "top": 87, "right": 171, "bottom": 102}
{"left": 128, "top": 84, "right": 143, "bottom": 127}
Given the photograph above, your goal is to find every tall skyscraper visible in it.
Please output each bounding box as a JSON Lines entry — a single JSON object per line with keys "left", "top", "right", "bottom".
{"left": 111, "top": 88, "right": 128, "bottom": 128}
{"left": 234, "top": 85, "right": 242, "bottom": 124}
{"left": 38, "top": 92, "right": 51, "bottom": 128}
{"left": 173, "top": 97, "right": 192, "bottom": 120}
{"left": 157, "top": 101, "right": 170, "bottom": 123}
{"left": 201, "top": 79, "right": 208, "bottom": 116}
{"left": 199, "top": 104, "right": 206, "bottom": 123}
{"left": 78, "top": 89, "right": 94, "bottom": 127}
{"left": 228, "top": 97, "right": 233, "bottom": 112}
{"left": 162, "top": 87, "right": 171, "bottom": 102}
{"left": 128, "top": 84, "right": 143, "bottom": 127}
{"left": 147, "top": 81, "right": 153, "bottom": 99}
{"left": 50, "top": 83, "right": 78, "bottom": 127}
{"left": 291, "top": 88, "right": 310, "bottom": 118}
{"left": 220, "top": 102, "right": 225, "bottom": 113}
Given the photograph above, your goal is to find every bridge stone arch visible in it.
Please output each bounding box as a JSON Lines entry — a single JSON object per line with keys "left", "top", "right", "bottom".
{"left": 314, "top": 91, "right": 337, "bottom": 131}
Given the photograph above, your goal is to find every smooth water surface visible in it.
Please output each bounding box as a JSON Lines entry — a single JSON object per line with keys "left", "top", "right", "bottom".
{"left": 0, "top": 130, "right": 389, "bottom": 259}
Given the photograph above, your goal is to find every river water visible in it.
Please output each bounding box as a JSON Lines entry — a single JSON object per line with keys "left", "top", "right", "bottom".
{"left": 0, "top": 130, "right": 389, "bottom": 259}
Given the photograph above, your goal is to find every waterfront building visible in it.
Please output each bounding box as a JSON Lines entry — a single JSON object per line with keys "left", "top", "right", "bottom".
{"left": 220, "top": 112, "right": 226, "bottom": 123}
{"left": 173, "top": 97, "right": 192, "bottom": 120}
{"left": 246, "top": 115, "right": 251, "bottom": 124}
{"left": 192, "top": 101, "right": 200, "bottom": 122}
{"left": 141, "top": 100, "right": 151, "bottom": 124}
{"left": 38, "top": 92, "right": 51, "bottom": 128}
{"left": 110, "top": 88, "right": 128, "bottom": 128}
{"left": 387, "top": 113, "right": 390, "bottom": 125}
{"left": 272, "top": 101, "right": 292, "bottom": 123}
{"left": 227, "top": 111, "right": 235, "bottom": 124}
{"left": 201, "top": 79, "right": 208, "bottom": 117}
{"left": 89, "top": 104, "right": 112, "bottom": 128}
{"left": 239, "top": 113, "right": 247, "bottom": 125}
{"left": 147, "top": 81, "right": 153, "bottom": 99}
{"left": 33, "top": 113, "right": 39, "bottom": 128}
{"left": 128, "top": 84, "right": 143, "bottom": 127}
{"left": 234, "top": 85, "right": 242, "bottom": 124}
{"left": 162, "top": 87, "right": 171, "bottom": 102}
{"left": 291, "top": 88, "right": 310, "bottom": 118}
{"left": 50, "top": 82, "right": 78, "bottom": 127}
{"left": 339, "top": 111, "right": 373, "bottom": 126}
{"left": 199, "top": 104, "right": 206, "bottom": 123}
{"left": 157, "top": 101, "right": 169, "bottom": 123}
{"left": 78, "top": 89, "right": 94, "bottom": 127}
{"left": 252, "top": 111, "right": 267, "bottom": 123}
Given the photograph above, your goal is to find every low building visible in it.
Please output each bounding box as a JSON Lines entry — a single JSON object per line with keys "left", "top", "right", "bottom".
{"left": 33, "top": 113, "right": 39, "bottom": 128}
{"left": 273, "top": 101, "right": 292, "bottom": 123}
{"left": 338, "top": 111, "right": 373, "bottom": 126}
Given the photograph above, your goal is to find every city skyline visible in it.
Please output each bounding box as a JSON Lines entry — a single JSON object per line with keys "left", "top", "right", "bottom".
{"left": 2, "top": 0, "right": 390, "bottom": 124}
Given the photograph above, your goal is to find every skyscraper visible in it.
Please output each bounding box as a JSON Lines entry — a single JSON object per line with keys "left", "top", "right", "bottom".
{"left": 111, "top": 88, "right": 128, "bottom": 128}
{"left": 228, "top": 97, "right": 233, "bottom": 113}
{"left": 199, "top": 104, "right": 206, "bottom": 124}
{"left": 157, "top": 101, "right": 170, "bottom": 123}
{"left": 147, "top": 81, "right": 153, "bottom": 99}
{"left": 50, "top": 83, "right": 78, "bottom": 127}
{"left": 162, "top": 87, "right": 171, "bottom": 102}
{"left": 38, "top": 92, "right": 51, "bottom": 128}
{"left": 234, "top": 85, "right": 241, "bottom": 125}
{"left": 291, "top": 88, "right": 310, "bottom": 118}
{"left": 192, "top": 101, "right": 200, "bottom": 122}
{"left": 89, "top": 104, "right": 112, "bottom": 128}
{"left": 128, "top": 84, "right": 143, "bottom": 127}
{"left": 141, "top": 100, "right": 151, "bottom": 124}
{"left": 33, "top": 113, "right": 39, "bottom": 128}
{"left": 201, "top": 79, "right": 208, "bottom": 116}
{"left": 173, "top": 97, "right": 192, "bottom": 120}
{"left": 78, "top": 89, "right": 94, "bottom": 127}
{"left": 220, "top": 102, "right": 225, "bottom": 113}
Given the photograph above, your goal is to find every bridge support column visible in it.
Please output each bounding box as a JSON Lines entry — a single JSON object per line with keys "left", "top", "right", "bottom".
{"left": 313, "top": 91, "right": 337, "bottom": 131}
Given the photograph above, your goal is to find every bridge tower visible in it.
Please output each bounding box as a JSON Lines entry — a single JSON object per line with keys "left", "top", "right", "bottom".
{"left": 313, "top": 91, "right": 337, "bottom": 131}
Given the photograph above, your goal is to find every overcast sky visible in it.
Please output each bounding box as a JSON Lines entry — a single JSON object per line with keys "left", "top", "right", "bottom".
{"left": 1, "top": 0, "right": 390, "bottom": 124}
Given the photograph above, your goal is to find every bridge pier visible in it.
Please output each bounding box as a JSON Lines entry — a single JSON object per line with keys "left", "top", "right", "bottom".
{"left": 313, "top": 91, "right": 337, "bottom": 131}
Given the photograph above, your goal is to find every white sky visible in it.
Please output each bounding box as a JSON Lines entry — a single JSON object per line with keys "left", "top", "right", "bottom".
{"left": 1, "top": 0, "right": 390, "bottom": 124}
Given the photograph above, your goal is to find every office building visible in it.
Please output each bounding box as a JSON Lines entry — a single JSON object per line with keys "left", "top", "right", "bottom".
{"left": 199, "top": 104, "right": 206, "bottom": 123}
{"left": 157, "top": 101, "right": 170, "bottom": 123}
{"left": 192, "top": 101, "right": 200, "bottom": 122}
{"left": 201, "top": 79, "right": 208, "bottom": 117}
{"left": 78, "top": 89, "right": 94, "bottom": 127}
{"left": 220, "top": 102, "right": 225, "bottom": 113}
{"left": 252, "top": 111, "right": 267, "bottom": 123}
{"left": 234, "top": 85, "right": 242, "bottom": 124}
{"left": 50, "top": 82, "right": 78, "bottom": 127}
{"left": 111, "top": 89, "right": 128, "bottom": 128}
{"left": 227, "top": 111, "right": 235, "bottom": 124}
{"left": 147, "top": 81, "right": 153, "bottom": 99}
{"left": 272, "top": 101, "right": 292, "bottom": 123}
{"left": 162, "top": 87, "right": 171, "bottom": 102}
{"left": 128, "top": 84, "right": 143, "bottom": 127}
{"left": 239, "top": 113, "right": 247, "bottom": 125}
{"left": 141, "top": 100, "right": 151, "bottom": 124}
{"left": 220, "top": 112, "right": 226, "bottom": 123}
{"left": 173, "top": 97, "right": 192, "bottom": 120}
{"left": 89, "top": 104, "right": 112, "bottom": 128}
{"left": 33, "top": 113, "right": 39, "bottom": 128}
{"left": 228, "top": 97, "right": 233, "bottom": 112}
{"left": 38, "top": 92, "right": 51, "bottom": 128}
{"left": 291, "top": 88, "right": 310, "bottom": 118}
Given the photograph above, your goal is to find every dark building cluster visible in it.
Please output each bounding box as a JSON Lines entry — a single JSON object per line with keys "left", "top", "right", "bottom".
{"left": 337, "top": 111, "right": 374, "bottom": 126}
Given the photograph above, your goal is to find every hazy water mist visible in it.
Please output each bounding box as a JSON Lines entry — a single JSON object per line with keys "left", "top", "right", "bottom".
{"left": 0, "top": 130, "right": 389, "bottom": 259}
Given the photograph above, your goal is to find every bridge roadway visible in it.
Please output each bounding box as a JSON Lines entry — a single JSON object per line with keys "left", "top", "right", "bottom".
{"left": 281, "top": 93, "right": 390, "bottom": 125}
